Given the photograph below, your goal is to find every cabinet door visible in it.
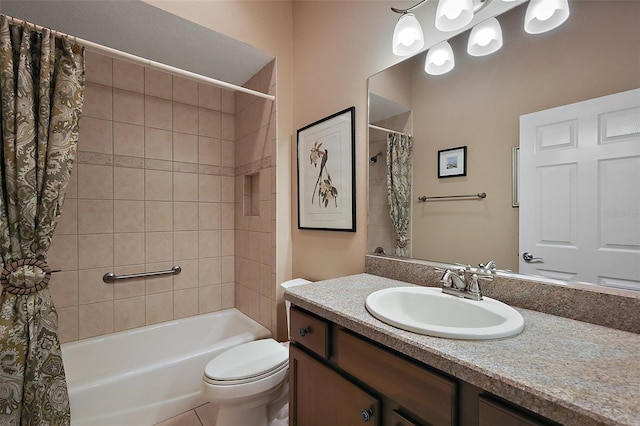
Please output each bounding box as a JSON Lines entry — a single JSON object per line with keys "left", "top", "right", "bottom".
{"left": 290, "top": 345, "right": 380, "bottom": 426}
{"left": 479, "top": 397, "right": 549, "bottom": 426}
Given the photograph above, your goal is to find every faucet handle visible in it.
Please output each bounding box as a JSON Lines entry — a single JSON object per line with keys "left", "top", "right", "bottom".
{"left": 437, "top": 269, "right": 454, "bottom": 288}
{"left": 476, "top": 274, "right": 494, "bottom": 282}
{"left": 467, "top": 274, "right": 484, "bottom": 300}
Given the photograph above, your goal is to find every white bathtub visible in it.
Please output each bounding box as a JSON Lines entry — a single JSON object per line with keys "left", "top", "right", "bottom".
{"left": 61, "top": 308, "right": 271, "bottom": 425}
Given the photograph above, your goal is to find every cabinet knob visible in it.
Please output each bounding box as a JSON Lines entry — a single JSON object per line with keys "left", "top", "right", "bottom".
{"left": 299, "top": 327, "right": 310, "bottom": 337}
{"left": 361, "top": 408, "right": 373, "bottom": 422}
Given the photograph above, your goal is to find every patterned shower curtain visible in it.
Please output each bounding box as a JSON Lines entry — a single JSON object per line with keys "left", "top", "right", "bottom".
{"left": 386, "top": 133, "right": 413, "bottom": 257}
{"left": 0, "top": 15, "right": 84, "bottom": 425}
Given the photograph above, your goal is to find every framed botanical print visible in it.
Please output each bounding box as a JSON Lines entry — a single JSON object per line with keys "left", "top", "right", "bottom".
{"left": 297, "top": 107, "right": 356, "bottom": 231}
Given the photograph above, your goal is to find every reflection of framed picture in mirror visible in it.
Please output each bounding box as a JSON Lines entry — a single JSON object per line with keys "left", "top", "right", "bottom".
{"left": 512, "top": 146, "right": 520, "bottom": 207}
{"left": 438, "top": 146, "right": 467, "bottom": 178}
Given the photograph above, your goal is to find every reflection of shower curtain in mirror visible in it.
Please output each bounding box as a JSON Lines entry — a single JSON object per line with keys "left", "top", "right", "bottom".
{"left": 386, "top": 133, "right": 413, "bottom": 257}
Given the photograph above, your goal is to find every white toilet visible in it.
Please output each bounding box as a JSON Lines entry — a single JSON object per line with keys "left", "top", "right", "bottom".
{"left": 202, "top": 278, "right": 311, "bottom": 426}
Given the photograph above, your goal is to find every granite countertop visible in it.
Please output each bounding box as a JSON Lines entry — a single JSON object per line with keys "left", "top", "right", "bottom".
{"left": 285, "top": 273, "right": 640, "bottom": 426}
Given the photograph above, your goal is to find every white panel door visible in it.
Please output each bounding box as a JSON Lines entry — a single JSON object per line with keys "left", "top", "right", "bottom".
{"left": 519, "top": 89, "right": 640, "bottom": 290}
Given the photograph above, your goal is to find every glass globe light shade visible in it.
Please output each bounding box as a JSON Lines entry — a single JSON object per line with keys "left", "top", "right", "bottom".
{"left": 425, "top": 41, "right": 455, "bottom": 75}
{"left": 392, "top": 13, "right": 425, "bottom": 56}
{"left": 435, "top": 0, "right": 474, "bottom": 32}
{"left": 524, "top": 0, "right": 570, "bottom": 34}
{"left": 467, "top": 18, "right": 503, "bottom": 56}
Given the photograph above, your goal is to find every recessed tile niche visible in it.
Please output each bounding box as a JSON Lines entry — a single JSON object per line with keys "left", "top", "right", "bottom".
{"left": 243, "top": 173, "right": 260, "bottom": 217}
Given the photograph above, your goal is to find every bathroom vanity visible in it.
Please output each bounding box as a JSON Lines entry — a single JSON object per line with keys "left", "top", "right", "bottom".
{"left": 285, "top": 274, "right": 640, "bottom": 426}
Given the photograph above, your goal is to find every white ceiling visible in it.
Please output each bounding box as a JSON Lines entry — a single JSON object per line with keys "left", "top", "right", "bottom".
{"left": 0, "top": 0, "right": 274, "bottom": 87}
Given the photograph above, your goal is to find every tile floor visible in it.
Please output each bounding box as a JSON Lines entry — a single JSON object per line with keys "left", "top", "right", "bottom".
{"left": 154, "top": 403, "right": 219, "bottom": 426}
{"left": 154, "top": 400, "right": 289, "bottom": 426}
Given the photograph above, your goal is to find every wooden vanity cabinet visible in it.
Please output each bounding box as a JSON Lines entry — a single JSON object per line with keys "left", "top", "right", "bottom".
{"left": 289, "top": 306, "right": 555, "bottom": 426}
{"left": 289, "top": 307, "right": 453, "bottom": 425}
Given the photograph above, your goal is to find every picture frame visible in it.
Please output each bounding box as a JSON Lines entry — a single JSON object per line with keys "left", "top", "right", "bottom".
{"left": 297, "top": 106, "right": 356, "bottom": 231}
{"left": 438, "top": 146, "right": 467, "bottom": 178}
{"left": 512, "top": 146, "right": 520, "bottom": 207}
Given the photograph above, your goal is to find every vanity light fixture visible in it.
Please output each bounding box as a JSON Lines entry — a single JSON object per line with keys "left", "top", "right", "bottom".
{"left": 467, "top": 17, "right": 503, "bottom": 56}
{"left": 425, "top": 40, "right": 455, "bottom": 75}
{"left": 392, "top": 13, "right": 425, "bottom": 56}
{"left": 524, "top": 0, "right": 570, "bottom": 34}
{"left": 391, "top": 0, "right": 571, "bottom": 73}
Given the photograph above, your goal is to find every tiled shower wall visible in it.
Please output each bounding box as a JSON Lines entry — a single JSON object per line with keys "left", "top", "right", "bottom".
{"left": 233, "top": 62, "right": 278, "bottom": 335}
{"left": 48, "top": 51, "right": 276, "bottom": 343}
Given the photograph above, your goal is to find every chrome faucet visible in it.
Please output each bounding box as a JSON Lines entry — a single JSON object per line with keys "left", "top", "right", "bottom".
{"left": 478, "top": 260, "right": 497, "bottom": 272}
{"left": 436, "top": 266, "right": 493, "bottom": 301}
{"left": 440, "top": 268, "right": 467, "bottom": 290}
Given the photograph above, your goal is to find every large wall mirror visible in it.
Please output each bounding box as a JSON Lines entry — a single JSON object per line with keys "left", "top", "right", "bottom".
{"left": 368, "top": 1, "right": 640, "bottom": 291}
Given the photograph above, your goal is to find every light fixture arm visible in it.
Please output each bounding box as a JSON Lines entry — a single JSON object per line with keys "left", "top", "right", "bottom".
{"left": 391, "top": 0, "right": 429, "bottom": 15}
{"left": 392, "top": 0, "right": 492, "bottom": 16}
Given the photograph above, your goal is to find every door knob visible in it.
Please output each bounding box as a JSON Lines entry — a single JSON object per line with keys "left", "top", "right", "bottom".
{"left": 522, "top": 252, "right": 544, "bottom": 262}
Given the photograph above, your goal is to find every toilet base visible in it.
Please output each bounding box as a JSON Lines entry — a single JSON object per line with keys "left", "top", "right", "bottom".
{"left": 213, "top": 381, "right": 288, "bottom": 426}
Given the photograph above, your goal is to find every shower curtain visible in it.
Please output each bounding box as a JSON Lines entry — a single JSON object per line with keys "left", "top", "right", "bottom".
{"left": 0, "top": 15, "right": 84, "bottom": 425}
{"left": 386, "top": 133, "right": 413, "bottom": 257}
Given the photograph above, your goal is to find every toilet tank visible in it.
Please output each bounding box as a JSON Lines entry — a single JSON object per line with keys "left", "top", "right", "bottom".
{"left": 281, "top": 278, "right": 312, "bottom": 340}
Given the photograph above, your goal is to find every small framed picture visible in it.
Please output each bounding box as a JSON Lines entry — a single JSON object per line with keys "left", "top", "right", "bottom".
{"left": 438, "top": 146, "right": 467, "bottom": 178}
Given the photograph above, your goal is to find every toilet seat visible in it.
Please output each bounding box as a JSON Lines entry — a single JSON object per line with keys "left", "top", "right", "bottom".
{"left": 204, "top": 338, "right": 288, "bottom": 385}
{"left": 204, "top": 361, "right": 288, "bottom": 386}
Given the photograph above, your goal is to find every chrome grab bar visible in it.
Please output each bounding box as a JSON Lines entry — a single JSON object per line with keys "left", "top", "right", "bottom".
{"left": 418, "top": 192, "right": 486, "bottom": 202}
{"left": 102, "top": 266, "right": 181, "bottom": 283}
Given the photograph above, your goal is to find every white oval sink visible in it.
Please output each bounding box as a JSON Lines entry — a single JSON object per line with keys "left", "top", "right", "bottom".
{"left": 365, "top": 287, "right": 524, "bottom": 340}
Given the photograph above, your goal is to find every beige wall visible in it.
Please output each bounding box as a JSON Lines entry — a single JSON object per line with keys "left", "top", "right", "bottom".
{"left": 291, "top": 1, "right": 409, "bottom": 280}
{"left": 408, "top": 1, "right": 640, "bottom": 271}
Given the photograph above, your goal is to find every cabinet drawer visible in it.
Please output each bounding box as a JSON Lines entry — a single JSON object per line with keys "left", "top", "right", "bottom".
{"left": 479, "top": 397, "right": 549, "bottom": 426}
{"left": 290, "top": 307, "right": 330, "bottom": 359}
{"left": 336, "top": 329, "right": 457, "bottom": 426}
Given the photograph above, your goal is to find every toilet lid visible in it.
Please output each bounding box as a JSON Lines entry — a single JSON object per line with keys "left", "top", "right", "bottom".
{"left": 204, "top": 338, "right": 288, "bottom": 381}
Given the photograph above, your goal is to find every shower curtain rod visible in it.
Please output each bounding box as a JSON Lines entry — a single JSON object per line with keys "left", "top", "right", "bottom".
{"left": 4, "top": 14, "right": 276, "bottom": 102}
{"left": 368, "top": 124, "right": 412, "bottom": 137}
